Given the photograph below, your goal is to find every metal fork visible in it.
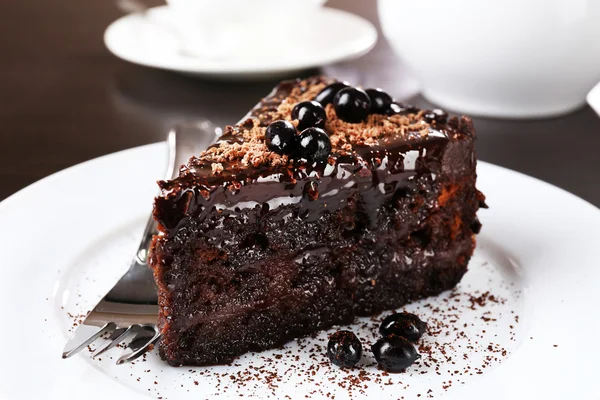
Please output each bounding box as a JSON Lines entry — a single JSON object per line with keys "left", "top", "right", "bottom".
{"left": 62, "top": 120, "right": 220, "bottom": 364}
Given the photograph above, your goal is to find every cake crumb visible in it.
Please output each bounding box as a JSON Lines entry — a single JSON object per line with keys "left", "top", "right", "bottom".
{"left": 211, "top": 163, "right": 224, "bottom": 174}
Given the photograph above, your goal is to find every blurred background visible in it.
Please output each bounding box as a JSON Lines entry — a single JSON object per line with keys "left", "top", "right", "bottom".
{"left": 1, "top": 0, "right": 599, "bottom": 205}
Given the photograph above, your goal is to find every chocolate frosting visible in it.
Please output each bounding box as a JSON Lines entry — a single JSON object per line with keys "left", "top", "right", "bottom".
{"left": 154, "top": 77, "right": 475, "bottom": 234}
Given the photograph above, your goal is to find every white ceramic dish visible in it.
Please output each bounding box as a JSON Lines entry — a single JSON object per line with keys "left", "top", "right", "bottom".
{"left": 587, "top": 80, "right": 600, "bottom": 116}
{"left": 378, "top": 0, "right": 600, "bottom": 119}
{"left": 104, "top": 6, "right": 377, "bottom": 80}
{"left": 0, "top": 143, "right": 599, "bottom": 399}
{"left": 163, "top": 0, "right": 327, "bottom": 60}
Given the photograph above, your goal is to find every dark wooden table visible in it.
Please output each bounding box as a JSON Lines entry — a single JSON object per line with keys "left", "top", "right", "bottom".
{"left": 1, "top": 0, "right": 599, "bottom": 206}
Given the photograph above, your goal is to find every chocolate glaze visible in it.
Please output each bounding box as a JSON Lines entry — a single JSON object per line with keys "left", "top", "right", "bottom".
{"left": 154, "top": 77, "right": 468, "bottom": 237}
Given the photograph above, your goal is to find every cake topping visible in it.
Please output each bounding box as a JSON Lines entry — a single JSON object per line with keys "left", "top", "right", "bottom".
{"left": 379, "top": 312, "right": 428, "bottom": 342}
{"left": 333, "top": 87, "right": 372, "bottom": 123}
{"left": 365, "top": 88, "right": 394, "bottom": 115}
{"left": 291, "top": 100, "right": 326, "bottom": 131}
{"left": 424, "top": 108, "right": 449, "bottom": 124}
{"left": 297, "top": 127, "right": 332, "bottom": 162}
{"left": 265, "top": 120, "right": 298, "bottom": 156}
{"left": 204, "top": 130, "right": 289, "bottom": 168}
{"left": 314, "top": 81, "right": 350, "bottom": 105}
{"left": 327, "top": 330, "right": 363, "bottom": 368}
{"left": 372, "top": 335, "right": 421, "bottom": 373}
{"left": 175, "top": 77, "right": 471, "bottom": 175}
{"left": 389, "top": 102, "right": 413, "bottom": 115}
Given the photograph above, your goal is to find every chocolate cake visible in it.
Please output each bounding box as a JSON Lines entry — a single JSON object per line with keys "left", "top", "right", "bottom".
{"left": 149, "top": 77, "right": 485, "bottom": 366}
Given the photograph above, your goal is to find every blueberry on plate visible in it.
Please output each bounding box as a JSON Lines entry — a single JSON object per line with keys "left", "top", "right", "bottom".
{"left": 379, "top": 312, "right": 427, "bottom": 342}
{"left": 292, "top": 100, "right": 326, "bottom": 131}
{"left": 265, "top": 120, "right": 298, "bottom": 155}
{"left": 365, "top": 88, "right": 393, "bottom": 114}
{"left": 314, "top": 82, "right": 350, "bottom": 105}
{"left": 333, "top": 87, "right": 371, "bottom": 123}
{"left": 327, "top": 330, "right": 362, "bottom": 368}
{"left": 372, "top": 335, "right": 421, "bottom": 373}
{"left": 297, "top": 127, "right": 331, "bottom": 163}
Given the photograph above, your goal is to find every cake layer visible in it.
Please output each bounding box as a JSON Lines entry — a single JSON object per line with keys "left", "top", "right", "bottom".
{"left": 150, "top": 77, "right": 484, "bottom": 366}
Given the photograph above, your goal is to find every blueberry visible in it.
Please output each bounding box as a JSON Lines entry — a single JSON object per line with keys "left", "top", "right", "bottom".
{"left": 372, "top": 335, "right": 421, "bottom": 373}
{"left": 365, "top": 88, "right": 393, "bottom": 114}
{"left": 388, "top": 103, "right": 404, "bottom": 115}
{"left": 297, "top": 127, "right": 331, "bottom": 163}
{"left": 314, "top": 82, "right": 350, "bottom": 105}
{"left": 379, "top": 312, "right": 427, "bottom": 342}
{"left": 265, "top": 120, "right": 298, "bottom": 155}
{"left": 423, "top": 109, "right": 448, "bottom": 124}
{"left": 333, "top": 87, "right": 371, "bottom": 123}
{"left": 388, "top": 103, "right": 418, "bottom": 116}
{"left": 292, "top": 101, "right": 326, "bottom": 131}
{"left": 327, "top": 330, "right": 362, "bottom": 368}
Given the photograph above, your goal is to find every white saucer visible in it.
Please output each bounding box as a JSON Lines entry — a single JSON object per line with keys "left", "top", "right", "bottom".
{"left": 1, "top": 142, "right": 600, "bottom": 399}
{"left": 104, "top": 6, "right": 378, "bottom": 80}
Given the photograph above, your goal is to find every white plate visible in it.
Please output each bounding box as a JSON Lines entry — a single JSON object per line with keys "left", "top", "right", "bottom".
{"left": 587, "top": 80, "right": 600, "bottom": 116}
{"left": 0, "top": 143, "right": 599, "bottom": 400}
{"left": 104, "top": 6, "right": 377, "bottom": 80}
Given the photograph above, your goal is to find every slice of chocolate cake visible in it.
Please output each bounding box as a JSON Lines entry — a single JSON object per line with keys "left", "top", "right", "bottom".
{"left": 149, "top": 77, "right": 485, "bottom": 366}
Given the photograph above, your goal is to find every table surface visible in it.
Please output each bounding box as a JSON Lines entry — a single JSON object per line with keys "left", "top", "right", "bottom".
{"left": 1, "top": 0, "right": 599, "bottom": 207}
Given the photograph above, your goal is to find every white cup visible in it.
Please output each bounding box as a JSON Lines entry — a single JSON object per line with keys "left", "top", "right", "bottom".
{"left": 378, "top": 0, "right": 600, "bottom": 118}
{"left": 165, "top": 0, "right": 326, "bottom": 60}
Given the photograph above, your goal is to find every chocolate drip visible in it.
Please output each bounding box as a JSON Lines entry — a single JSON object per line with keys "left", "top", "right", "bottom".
{"left": 156, "top": 130, "right": 449, "bottom": 236}
{"left": 154, "top": 77, "right": 467, "bottom": 237}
